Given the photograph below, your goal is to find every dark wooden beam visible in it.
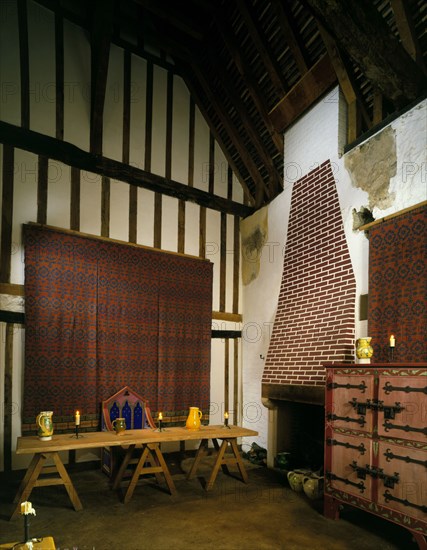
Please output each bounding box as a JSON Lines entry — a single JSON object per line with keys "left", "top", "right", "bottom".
{"left": 132, "top": 0, "right": 204, "bottom": 41}
{"left": 179, "top": 66, "right": 256, "bottom": 208}
{"left": 1, "top": 146, "right": 14, "bottom": 283}
{"left": 390, "top": 0, "right": 426, "bottom": 73}
{"left": 317, "top": 23, "right": 371, "bottom": 130}
{"left": 187, "top": 63, "right": 269, "bottom": 207}
{"left": 205, "top": 50, "right": 282, "bottom": 196}
{"left": 269, "top": 54, "right": 337, "bottom": 133}
{"left": 0, "top": 311, "right": 25, "bottom": 324}
{"left": 235, "top": 0, "right": 288, "bottom": 98}
{"left": 211, "top": 330, "right": 241, "bottom": 339}
{"left": 0, "top": 121, "right": 254, "bottom": 218}
{"left": 270, "top": 0, "right": 310, "bottom": 74}
{"left": 216, "top": 20, "right": 283, "bottom": 155}
{"left": 17, "top": 0, "right": 29, "bottom": 129}
{"left": 90, "top": 0, "right": 114, "bottom": 155}
{"left": 304, "top": 0, "right": 427, "bottom": 108}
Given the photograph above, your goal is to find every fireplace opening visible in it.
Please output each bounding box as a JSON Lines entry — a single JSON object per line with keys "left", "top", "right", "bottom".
{"left": 275, "top": 401, "right": 324, "bottom": 472}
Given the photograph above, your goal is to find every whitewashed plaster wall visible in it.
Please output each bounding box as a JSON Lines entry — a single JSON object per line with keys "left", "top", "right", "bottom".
{"left": 241, "top": 88, "right": 427, "bottom": 453}
{"left": 0, "top": 0, "right": 243, "bottom": 470}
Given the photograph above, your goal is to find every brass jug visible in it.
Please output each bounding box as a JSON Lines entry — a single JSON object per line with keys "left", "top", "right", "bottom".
{"left": 112, "top": 417, "right": 126, "bottom": 435}
{"left": 185, "top": 407, "right": 202, "bottom": 430}
{"left": 36, "top": 411, "right": 54, "bottom": 441}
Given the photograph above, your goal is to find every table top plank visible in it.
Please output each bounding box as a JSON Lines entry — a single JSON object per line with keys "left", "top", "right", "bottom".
{"left": 16, "top": 425, "right": 258, "bottom": 454}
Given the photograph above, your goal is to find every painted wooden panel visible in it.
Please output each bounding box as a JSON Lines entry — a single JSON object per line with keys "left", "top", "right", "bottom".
{"left": 136, "top": 186, "right": 154, "bottom": 247}
{"left": 129, "top": 55, "right": 146, "bottom": 169}
{"left": 193, "top": 107, "right": 210, "bottom": 193}
{"left": 80, "top": 170, "right": 102, "bottom": 236}
{"left": 0, "top": 0, "right": 20, "bottom": 125}
{"left": 109, "top": 179, "right": 129, "bottom": 242}
{"left": 184, "top": 202, "right": 200, "bottom": 257}
{"left": 46, "top": 159, "right": 70, "bottom": 228}
{"left": 103, "top": 44, "right": 124, "bottom": 162}
{"left": 27, "top": 0, "right": 55, "bottom": 137}
{"left": 214, "top": 141, "right": 229, "bottom": 199}
{"left": 11, "top": 149, "right": 38, "bottom": 284}
{"left": 63, "top": 20, "right": 90, "bottom": 151}
{"left": 171, "top": 75, "right": 189, "bottom": 185}
{"left": 206, "top": 209, "right": 221, "bottom": 311}
{"left": 161, "top": 195, "right": 179, "bottom": 253}
{"left": 151, "top": 65, "right": 167, "bottom": 177}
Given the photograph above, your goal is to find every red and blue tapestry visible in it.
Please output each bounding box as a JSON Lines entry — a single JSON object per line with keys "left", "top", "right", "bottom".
{"left": 23, "top": 225, "right": 213, "bottom": 431}
{"left": 368, "top": 205, "right": 426, "bottom": 362}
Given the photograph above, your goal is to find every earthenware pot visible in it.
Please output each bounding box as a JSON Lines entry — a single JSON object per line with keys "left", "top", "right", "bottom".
{"left": 287, "top": 469, "right": 310, "bottom": 492}
{"left": 36, "top": 411, "right": 53, "bottom": 441}
{"left": 186, "top": 407, "right": 202, "bottom": 430}
{"left": 303, "top": 474, "right": 324, "bottom": 500}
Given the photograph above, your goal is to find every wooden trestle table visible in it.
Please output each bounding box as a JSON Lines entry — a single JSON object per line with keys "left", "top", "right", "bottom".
{"left": 11, "top": 424, "right": 258, "bottom": 520}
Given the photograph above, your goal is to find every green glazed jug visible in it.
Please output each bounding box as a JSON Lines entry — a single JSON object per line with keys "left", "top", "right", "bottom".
{"left": 112, "top": 417, "right": 126, "bottom": 435}
{"left": 36, "top": 411, "right": 54, "bottom": 441}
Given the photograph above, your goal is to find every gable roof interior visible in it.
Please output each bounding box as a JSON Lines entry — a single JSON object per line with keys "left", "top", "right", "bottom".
{"left": 38, "top": 0, "right": 427, "bottom": 211}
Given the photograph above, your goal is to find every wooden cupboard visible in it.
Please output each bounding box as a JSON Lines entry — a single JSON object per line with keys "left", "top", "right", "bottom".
{"left": 324, "top": 363, "right": 427, "bottom": 550}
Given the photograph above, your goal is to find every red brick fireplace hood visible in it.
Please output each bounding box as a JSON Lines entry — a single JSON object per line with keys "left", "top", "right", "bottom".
{"left": 262, "top": 161, "right": 356, "bottom": 406}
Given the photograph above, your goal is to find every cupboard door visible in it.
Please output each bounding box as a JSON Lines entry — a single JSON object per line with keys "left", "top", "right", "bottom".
{"left": 377, "top": 440, "right": 427, "bottom": 521}
{"left": 377, "top": 373, "right": 427, "bottom": 442}
{"left": 326, "top": 372, "right": 376, "bottom": 433}
{"left": 326, "top": 432, "right": 373, "bottom": 499}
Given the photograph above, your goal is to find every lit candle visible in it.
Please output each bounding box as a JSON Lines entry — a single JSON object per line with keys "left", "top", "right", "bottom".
{"left": 158, "top": 412, "right": 163, "bottom": 421}
{"left": 389, "top": 335, "right": 395, "bottom": 348}
{"left": 20, "top": 501, "right": 35, "bottom": 515}
{"left": 75, "top": 410, "right": 80, "bottom": 426}
{"left": 224, "top": 411, "right": 229, "bottom": 426}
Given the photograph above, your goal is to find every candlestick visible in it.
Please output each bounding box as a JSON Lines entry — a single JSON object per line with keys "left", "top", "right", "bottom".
{"left": 75, "top": 424, "right": 79, "bottom": 438}
{"left": 20, "top": 501, "right": 36, "bottom": 543}
{"left": 223, "top": 411, "right": 230, "bottom": 428}
{"left": 389, "top": 335, "right": 395, "bottom": 362}
{"left": 157, "top": 412, "right": 164, "bottom": 431}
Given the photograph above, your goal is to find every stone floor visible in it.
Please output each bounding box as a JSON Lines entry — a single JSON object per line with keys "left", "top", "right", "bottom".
{"left": 0, "top": 453, "right": 419, "bottom": 550}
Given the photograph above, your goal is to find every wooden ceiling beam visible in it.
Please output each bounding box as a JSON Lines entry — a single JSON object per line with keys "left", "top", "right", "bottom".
{"left": 185, "top": 63, "right": 270, "bottom": 206}
{"left": 390, "top": 0, "right": 426, "bottom": 73}
{"left": 303, "top": 0, "right": 427, "bottom": 108}
{"left": 90, "top": 0, "right": 114, "bottom": 155}
{"left": 216, "top": 19, "right": 283, "bottom": 155}
{"left": 269, "top": 54, "right": 337, "bottom": 133}
{"left": 235, "top": 0, "right": 288, "bottom": 98}
{"left": 205, "top": 51, "right": 282, "bottom": 196}
{"left": 0, "top": 121, "right": 254, "bottom": 218}
{"left": 270, "top": 0, "right": 310, "bottom": 74}
{"left": 176, "top": 65, "right": 256, "bottom": 207}
{"left": 317, "top": 23, "right": 371, "bottom": 130}
{"left": 132, "top": 0, "right": 204, "bottom": 41}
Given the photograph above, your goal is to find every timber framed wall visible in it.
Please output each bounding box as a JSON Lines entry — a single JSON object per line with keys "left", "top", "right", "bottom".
{"left": 0, "top": 0, "right": 245, "bottom": 471}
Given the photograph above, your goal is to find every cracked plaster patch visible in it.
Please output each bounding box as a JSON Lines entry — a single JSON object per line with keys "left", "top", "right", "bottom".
{"left": 240, "top": 207, "right": 268, "bottom": 286}
{"left": 344, "top": 126, "right": 397, "bottom": 210}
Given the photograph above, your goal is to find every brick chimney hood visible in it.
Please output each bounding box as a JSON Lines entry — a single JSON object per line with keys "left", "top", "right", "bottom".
{"left": 262, "top": 161, "right": 356, "bottom": 405}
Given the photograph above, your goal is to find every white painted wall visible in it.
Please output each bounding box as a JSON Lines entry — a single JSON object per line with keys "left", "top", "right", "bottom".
{"left": 0, "top": 11, "right": 243, "bottom": 469}
{"left": 241, "top": 89, "right": 427, "bottom": 454}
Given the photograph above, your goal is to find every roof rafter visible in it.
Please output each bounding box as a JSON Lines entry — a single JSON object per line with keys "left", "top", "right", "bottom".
{"left": 188, "top": 62, "right": 271, "bottom": 206}
{"left": 235, "top": 0, "right": 288, "bottom": 98}
{"left": 303, "top": 0, "right": 427, "bottom": 108}
{"left": 90, "top": 0, "right": 114, "bottom": 155}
